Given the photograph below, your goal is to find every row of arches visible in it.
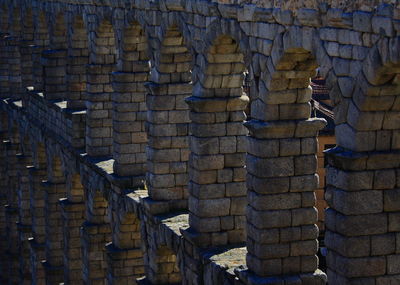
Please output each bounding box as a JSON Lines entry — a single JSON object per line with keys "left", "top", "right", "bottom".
{"left": 0, "top": 2, "right": 399, "bottom": 285}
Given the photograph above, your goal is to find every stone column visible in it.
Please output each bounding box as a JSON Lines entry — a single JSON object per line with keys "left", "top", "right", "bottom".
{"left": 66, "top": 18, "right": 88, "bottom": 110}
{"left": 20, "top": 11, "right": 34, "bottom": 95}
{"left": 81, "top": 190, "right": 111, "bottom": 284}
{"left": 17, "top": 155, "right": 34, "bottom": 283}
{"left": 0, "top": 34, "right": 10, "bottom": 98}
{"left": 238, "top": 118, "right": 327, "bottom": 284}
{"left": 28, "top": 166, "right": 47, "bottom": 284}
{"left": 85, "top": 18, "right": 116, "bottom": 157}
{"left": 111, "top": 71, "right": 148, "bottom": 177}
{"left": 20, "top": 43, "right": 35, "bottom": 107}
{"left": 42, "top": 179, "right": 67, "bottom": 283}
{"left": 60, "top": 174, "right": 85, "bottom": 283}
{"left": 111, "top": 22, "right": 149, "bottom": 178}
{"left": 60, "top": 198, "right": 85, "bottom": 284}
{"left": 32, "top": 45, "right": 44, "bottom": 92}
{"left": 325, "top": 147, "right": 400, "bottom": 284}
{"left": 3, "top": 139, "right": 20, "bottom": 283}
{"left": 0, "top": 131, "right": 7, "bottom": 281}
{"left": 6, "top": 37, "right": 23, "bottom": 100}
{"left": 184, "top": 93, "right": 249, "bottom": 248}
{"left": 145, "top": 82, "right": 191, "bottom": 213}
{"left": 41, "top": 49, "right": 67, "bottom": 101}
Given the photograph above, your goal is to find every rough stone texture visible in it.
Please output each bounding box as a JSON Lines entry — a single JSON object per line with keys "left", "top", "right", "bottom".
{"left": 0, "top": 1, "right": 399, "bottom": 285}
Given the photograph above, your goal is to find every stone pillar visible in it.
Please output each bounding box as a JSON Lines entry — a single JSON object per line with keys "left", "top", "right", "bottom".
{"left": 20, "top": 43, "right": 35, "bottom": 107}
{"left": 28, "top": 166, "right": 47, "bottom": 284}
{"left": 32, "top": 45, "right": 44, "bottom": 92}
{"left": 6, "top": 36, "right": 23, "bottom": 100}
{"left": 238, "top": 118, "right": 327, "bottom": 284}
{"left": 0, "top": 132, "right": 7, "bottom": 281}
{"left": 41, "top": 49, "right": 67, "bottom": 101}
{"left": 42, "top": 179, "right": 67, "bottom": 283}
{"left": 17, "top": 156, "right": 34, "bottom": 284}
{"left": 81, "top": 191, "right": 111, "bottom": 284}
{"left": 85, "top": 19, "right": 116, "bottom": 157}
{"left": 66, "top": 18, "right": 88, "bottom": 110}
{"left": 3, "top": 139, "right": 20, "bottom": 283}
{"left": 20, "top": 11, "right": 34, "bottom": 94}
{"left": 60, "top": 174, "right": 85, "bottom": 284}
{"left": 145, "top": 82, "right": 191, "bottom": 213}
{"left": 325, "top": 147, "right": 400, "bottom": 284}
{"left": 0, "top": 34, "right": 9, "bottom": 98}
{"left": 111, "top": 23, "right": 149, "bottom": 178}
{"left": 60, "top": 199, "right": 85, "bottom": 284}
{"left": 111, "top": 71, "right": 147, "bottom": 177}
{"left": 184, "top": 93, "right": 249, "bottom": 247}
{"left": 85, "top": 63, "right": 114, "bottom": 157}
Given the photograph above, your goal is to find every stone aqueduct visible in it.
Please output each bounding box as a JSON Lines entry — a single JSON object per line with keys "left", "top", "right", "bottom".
{"left": 0, "top": 0, "right": 399, "bottom": 284}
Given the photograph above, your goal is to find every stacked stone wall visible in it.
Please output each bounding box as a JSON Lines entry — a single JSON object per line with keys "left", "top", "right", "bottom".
{"left": 0, "top": 0, "right": 398, "bottom": 284}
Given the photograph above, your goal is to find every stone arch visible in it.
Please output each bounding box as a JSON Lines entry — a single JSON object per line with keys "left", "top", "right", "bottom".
{"left": 336, "top": 37, "right": 400, "bottom": 152}
{"left": 145, "top": 23, "right": 192, "bottom": 212}
{"left": 111, "top": 20, "right": 150, "bottom": 177}
{"left": 186, "top": 33, "right": 249, "bottom": 248}
{"left": 324, "top": 36, "right": 400, "bottom": 284}
{"left": 66, "top": 15, "right": 88, "bottom": 109}
{"left": 85, "top": 17, "right": 117, "bottom": 157}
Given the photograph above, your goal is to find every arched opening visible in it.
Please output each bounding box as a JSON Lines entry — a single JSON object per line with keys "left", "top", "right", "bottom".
{"left": 85, "top": 19, "right": 116, "bottom": 157}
